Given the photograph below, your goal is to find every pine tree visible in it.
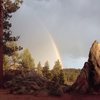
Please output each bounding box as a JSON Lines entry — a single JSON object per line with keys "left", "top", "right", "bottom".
{"left": 0, "top": 0, "right": 4, "bottom": 80}
{"left": 37, "top": 62, "right": 43, "bottom": 75}
{"left": 0, "top": 0, "right": 22, "bottom": 80}
{"left": 52, "top": 60, "right": 65, "bottom": 85}
{"left": 3, "top": 0, "right": 23, "bottom": 56}
{"left": 3, "top": 0, "right": 23, "bottom": 71}
{"left": 42, "top": 61, "right": 51, "bottom": 79}
{"left": 52, "top": 60, "right": 62, "bottom": 75}
{"left": 20, "top": 49, "right": 35, "bottom": 70}
{"left": 58, "top": 70, "right": 65, "bottom": 85}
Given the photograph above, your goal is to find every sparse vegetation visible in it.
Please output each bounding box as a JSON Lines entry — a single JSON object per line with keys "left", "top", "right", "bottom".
{"left": 2, "top": 56, "right": 81, "bottom": 96}
{"left": 63, "top": 68, "right": 81, "bottom": 85}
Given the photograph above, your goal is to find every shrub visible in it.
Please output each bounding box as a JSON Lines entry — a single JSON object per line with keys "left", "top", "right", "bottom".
{"left": 48, "top": 82, "right": 64, "bottom": 96}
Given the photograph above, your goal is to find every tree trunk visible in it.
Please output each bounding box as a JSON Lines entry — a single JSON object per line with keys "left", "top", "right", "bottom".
{"left": 0, "top": 0, "right": 3, "bottom": 80}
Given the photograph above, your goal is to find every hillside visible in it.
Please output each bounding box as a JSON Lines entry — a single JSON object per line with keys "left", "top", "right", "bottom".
{"left": 63, "top": 68, "right": 81, "bottom": 85}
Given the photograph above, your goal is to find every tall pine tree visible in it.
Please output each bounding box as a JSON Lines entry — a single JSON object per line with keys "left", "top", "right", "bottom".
{"left": 52, "top": 60, "right": 65, "bottom": 85}
{"left": 20, "top": 49, "right": 35, "bottom": 70}
{"left": 3, "top": 0, "right": 23, "bottom": 56}
{"left": 42, "top": 61, "right": 51, "bottom": 79}
{"left": 0, "top": 0, "right": 3, "bottom": 80}
{"left": 0, "top": 0, "right": 23, "bottom": 80}
{"left": 37, "top": 62, "right": 43, "bottom": 75}
{"left": 53, "top": 60, "right": 62, "bottom": 75}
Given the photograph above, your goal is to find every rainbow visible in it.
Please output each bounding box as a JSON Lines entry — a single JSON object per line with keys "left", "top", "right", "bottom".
{"left": 33, "top": 15, "right": 63, "bottom": 66}
{"left": 42, "top": 26, "right": 63, "bottom": 66}
{"left": 48, "top": 33, "right": 63, "bottom": 66}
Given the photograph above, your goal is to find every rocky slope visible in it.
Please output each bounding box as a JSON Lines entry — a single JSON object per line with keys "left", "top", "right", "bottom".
{"left": 70, "top": 40, "right": 100, "bottom": 94}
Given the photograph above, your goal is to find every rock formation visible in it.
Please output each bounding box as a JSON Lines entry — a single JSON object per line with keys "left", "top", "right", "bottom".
{"left": 70, "top": 40, "right": 100, "bottom": 94}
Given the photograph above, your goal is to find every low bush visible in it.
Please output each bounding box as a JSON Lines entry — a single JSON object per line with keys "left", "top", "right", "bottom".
{"left": 48, "top": 81, "right": 64, "bottom": 96}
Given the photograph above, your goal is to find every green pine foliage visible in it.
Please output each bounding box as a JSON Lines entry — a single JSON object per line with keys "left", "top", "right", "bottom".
{"left": 3, "top": 55, "right": 9, "bottom": 70}
{"left": 2, "top": 0, "right": 23, "bottom": 71}
{"left": 58, "top": 70, "right": 65, "bottom": 85}
{"left": 3, "top": 0, "right": 23, "bottom": 56}
{"left": 36, "top": 62, "right": 43, "bottom": 75}
{"left": 20, "top": 49, "right": 35, "bottom": 70}
{"left": 42, "top": 61, "right": 51, "bottom": 79}
{"left": 53, "top": 60, "right": 62, "bottom": 75}
{"left": 3, "top": 0, "right": 23, "bottom": 13}
{"left": 52, "top": 60, "right": 65, "bottom": 85}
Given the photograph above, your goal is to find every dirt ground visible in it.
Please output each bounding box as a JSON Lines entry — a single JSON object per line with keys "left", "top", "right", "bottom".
{"left": 0, "top": 89, "right": 100, "bottom": 100}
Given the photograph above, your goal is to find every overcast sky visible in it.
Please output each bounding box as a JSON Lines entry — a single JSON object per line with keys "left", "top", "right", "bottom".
{"left": 11, "top": 0, "right": 100, "bottom": 68}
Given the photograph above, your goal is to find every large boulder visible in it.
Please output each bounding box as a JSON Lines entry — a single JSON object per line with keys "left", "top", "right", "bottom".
{"left": 70, "top": 40, "right": 100, "bottom": 94}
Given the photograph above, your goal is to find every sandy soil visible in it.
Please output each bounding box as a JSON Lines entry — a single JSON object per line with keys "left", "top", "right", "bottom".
{"left": 0, "top": 89, "right": 100, "bottom": 100}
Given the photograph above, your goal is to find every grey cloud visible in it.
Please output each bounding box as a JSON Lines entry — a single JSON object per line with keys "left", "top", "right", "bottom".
{"left": 12, "top": 0, "right": 100, "bottom": 67}
{"left": 24, "top": 0, "right": 100, "bottom": 58}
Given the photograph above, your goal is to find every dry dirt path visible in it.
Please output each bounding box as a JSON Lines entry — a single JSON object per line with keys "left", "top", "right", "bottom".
{"left": 0, "top": 89, "right": 100, "bottom": 100}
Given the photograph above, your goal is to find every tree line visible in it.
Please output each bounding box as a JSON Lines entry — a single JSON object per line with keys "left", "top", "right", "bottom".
{"left": 0, "top": 0, "right": 65, "bottom": 85}
{"left": 0, "top": 0, "right": 80, "bottom": 85}
{"left": 3, "top": 48, "right": 65, "bottom": 85}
